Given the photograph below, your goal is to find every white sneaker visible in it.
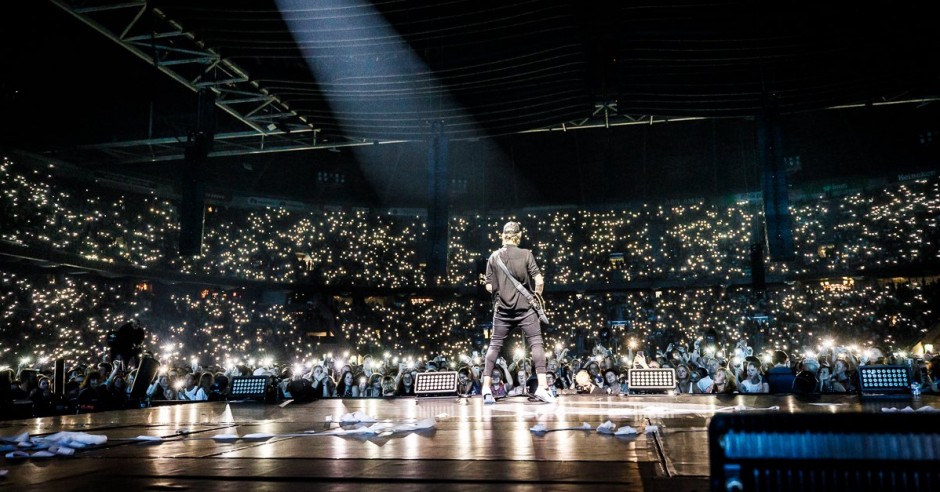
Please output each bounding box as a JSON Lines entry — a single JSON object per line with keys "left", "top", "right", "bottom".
{"left": 533, "top": 387, "right": 556, "bottom": 404}
{"left": 482, "top": 392, "right": 495, "bottom": 404}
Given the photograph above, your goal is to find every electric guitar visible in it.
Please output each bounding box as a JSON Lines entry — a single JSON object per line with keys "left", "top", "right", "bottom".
{"left": 530, "top": 292, "right": 550, "bottom": 325}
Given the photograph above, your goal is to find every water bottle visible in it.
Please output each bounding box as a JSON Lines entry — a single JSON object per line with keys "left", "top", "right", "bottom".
{"left": 911, "top": 383, "right": 921, "bottom": 398}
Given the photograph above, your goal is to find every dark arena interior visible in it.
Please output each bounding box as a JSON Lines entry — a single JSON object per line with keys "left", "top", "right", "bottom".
{"left": 1, "top": 1, "right": 940, "bottom": 491}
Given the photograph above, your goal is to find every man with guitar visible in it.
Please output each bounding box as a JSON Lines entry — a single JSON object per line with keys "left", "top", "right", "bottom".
{"left": 481, "top": 221, "right": 555, "bottom": 404}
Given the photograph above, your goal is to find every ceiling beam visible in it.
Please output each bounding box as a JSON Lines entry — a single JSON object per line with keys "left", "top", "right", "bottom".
{"left": 49, "top": 0, "right": 316, "bottom": 138}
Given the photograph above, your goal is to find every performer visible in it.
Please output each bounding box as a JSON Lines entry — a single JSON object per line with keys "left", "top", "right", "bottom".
{"left": 481, "top": 221, "right": 555, "bottom": 404}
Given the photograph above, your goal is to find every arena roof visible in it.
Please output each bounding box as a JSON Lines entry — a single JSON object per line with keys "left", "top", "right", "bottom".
{"left": 1, "top": 1, "right": 938, "bottom": 206}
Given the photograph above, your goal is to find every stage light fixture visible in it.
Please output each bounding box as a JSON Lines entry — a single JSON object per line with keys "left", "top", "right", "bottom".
{"left": 229, "top": 376, "right": 269, "bottom": 400}
{"left": 414, "top": 371, "right": 458, "bottom": 397}
{"left": 628, "top": 368, "right": 676, "bottom": 394}
{"left": 857, "top": 364, "right": 911, "bottom": 397}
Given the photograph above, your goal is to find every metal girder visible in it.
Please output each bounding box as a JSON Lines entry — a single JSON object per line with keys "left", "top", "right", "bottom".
{"left": 520, "top": 101, "right": 708, "bottom": 134}
{"left": 520, "top": 96, "right": 940, "bottom": 135}
{"left": 70, "top": 127, "right": 413, "bottom": 164}
{"left": 49, "top": 0, "right": 314, "bottom": 138}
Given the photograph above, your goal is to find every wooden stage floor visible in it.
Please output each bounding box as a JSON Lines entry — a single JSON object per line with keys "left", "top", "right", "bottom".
{"left": 2, "top": 394, "right": 937, "bottom": 491}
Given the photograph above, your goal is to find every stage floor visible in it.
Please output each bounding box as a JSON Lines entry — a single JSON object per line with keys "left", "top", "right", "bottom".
{"left": 2, "top": 394, "right": 937, "bottom": 491}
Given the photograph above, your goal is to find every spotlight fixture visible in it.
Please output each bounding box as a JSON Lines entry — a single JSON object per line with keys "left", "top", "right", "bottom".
{"left": 414, "top": 371, "right": 458, "bottom": 397}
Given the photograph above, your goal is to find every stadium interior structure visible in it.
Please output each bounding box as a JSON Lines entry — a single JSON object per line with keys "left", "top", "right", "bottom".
{"left": 2, "top": 1, "right": 940, "bottom": 491}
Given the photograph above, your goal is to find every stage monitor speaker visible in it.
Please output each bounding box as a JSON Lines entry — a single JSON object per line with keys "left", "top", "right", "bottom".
{"left": 229, "top": 376, "right": 270, "bottom": 400}
{"left": 627, "top": 368, "right": 676, "bottom": 394}
{"left": 53, "top": 358, "right": 66, "bottom": 398}
{"left": 857, "top": 364, "right": 912, "bottom": 398}
{"left": 129, "top": 356, "right": 160, "bottom": 399}
{"left": 414, "top": 371, "right": 458, "bottom": 397}
{"left": 710, "top": 412, "right": 940, "bottom": 492}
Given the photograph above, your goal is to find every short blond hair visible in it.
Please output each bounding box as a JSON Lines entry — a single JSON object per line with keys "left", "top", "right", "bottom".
{"left": 501, "top": 231, "right": 521, "bottom": 245}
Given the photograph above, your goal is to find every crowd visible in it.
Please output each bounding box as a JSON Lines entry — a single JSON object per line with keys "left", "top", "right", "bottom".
{"left": 1, "top": 154, "right": 939, "bottom": 417}
{"left": 2, "top": 267, "right": 937, "bottom": 375}
{"left": 4, "top": 326, "right": 939, "bottom": 418}
{"left": 2, "top": 157, "right": 938, "bottom": 288}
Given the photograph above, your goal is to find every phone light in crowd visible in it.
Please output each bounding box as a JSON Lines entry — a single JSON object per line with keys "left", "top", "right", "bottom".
{"left": 292, "top": 364, "right": 303, "bottom": 376}
{"left": 629, "top": 339, "right": 638, "bottom": 350}
{"left": 513, "top": 347, "right": 524, "bottom": 360}
{"left": 174, "top": 381, "right": 184, "bottom": 390}
{"left": 20, "top": 357, "right": 31, "bottom": 366}
{"left": 392, "top": 356, "right": 399, "bottom": 364}
{"left": 926, "top": 344, "right": 934, "bottom": 354}
{"left": 805, "top": 350, "right": 816, "bottom": 359}
{"left": 407, "top": 360, "right": 415, "bottom": 369}
{"left": 555, "top": 342, "right": 563, "bottom": 351}
{"left": 705, "top": 346, "right": 716, "bottom": 357}
{"left": 38, "top": 356, "right": 48, "bottom": 365}
{"left": 732, "top": 356, "right": 742, "bottom": 367}
{"left": 261, "top": 357, "right": 273, "bottom": 368}
{"left": 343, "top": 351, "right": 349, "bottom": 359}
{"left": 334, "top": 359, "right": 345, "bottom": 370}
{"left": 761, "top": 352, "right": 772, "bottom": 364}
{"left": 248, "top": 358, "right": 256, "bottom": 367}
{"left": 823, "top": 338, "right": 834, "bottom": 349}
{"left": 384, "top": 352, "right": 390, "bottom": 360}
{"left": 359, "top": 377, "right": 366, "bottom": 385}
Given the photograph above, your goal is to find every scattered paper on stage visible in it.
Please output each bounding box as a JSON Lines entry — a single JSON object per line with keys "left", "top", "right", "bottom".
{"left": 390, "top": 418, "right": 435, "bottom": 432}
{"left": 596, "top": 421, "right": 617, "bottom": 434}
{"left": 243, "top": 433, "right": 275, "bottom": 440}
{"left": 316, "top": 418, "right": 435, "bottom": 436}
{"left": 49, "top": 446, "right": 75, "bottom": 456}
{"left": 615, "top": 426, "right": 638, "bottom": 436}
{"left": 339, "top": 411, "right": 377, "bottom": 423}
{"left": 3, "top": 432, "right": 29, "bottom": 443}
{"left": 133, "top": 436, "right": 163, "bottom": 442}
{"left": 39, "top": 432, "right": 108, "bottom": 447}
{"left": 529, "top": 424, "right": 547, "bottom": 433}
